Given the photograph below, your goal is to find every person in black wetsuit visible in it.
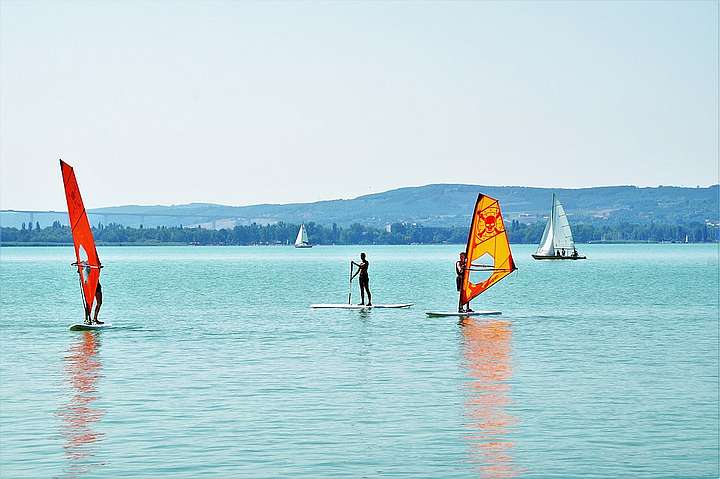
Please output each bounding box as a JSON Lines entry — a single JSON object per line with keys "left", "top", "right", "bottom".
{"left": 351, "top": 253, "right": 371, "bottom": 306}
{"left": 455, "top": 252, "right": 473, "bottom": 313}
{"left": 456, "top": 252, "right": 467, "bottom": 312}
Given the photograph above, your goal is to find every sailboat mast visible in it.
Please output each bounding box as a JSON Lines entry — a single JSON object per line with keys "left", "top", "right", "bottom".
{"left": 551, "top": 193, "right": 556, "bottom": 248}
{"left": 459, "top": 195, "right": 481, "bottom": 307}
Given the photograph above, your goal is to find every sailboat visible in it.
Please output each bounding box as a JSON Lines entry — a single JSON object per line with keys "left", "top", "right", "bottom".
{"left": 426, "top": 193, "right": 517, "bottom": 317}
{"left": 60, "top": 160, "right": 110, "bottom": 330}
{"left": 532, "top": 194, "right": 586, "bottom": 260}
{"left": 294, "top": 223, "right": 312, "bottom": 248}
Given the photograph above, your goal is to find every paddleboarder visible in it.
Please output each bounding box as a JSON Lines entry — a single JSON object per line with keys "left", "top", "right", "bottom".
{"left": 351, "top": 253, "right": 371, "bottom": 306}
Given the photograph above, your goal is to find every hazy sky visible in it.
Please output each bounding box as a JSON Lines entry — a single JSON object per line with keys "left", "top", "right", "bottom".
{"left": 1, "top": 1, "right": 717, "bottom": 210}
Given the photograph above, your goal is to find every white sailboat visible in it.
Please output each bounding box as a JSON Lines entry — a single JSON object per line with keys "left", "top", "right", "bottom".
{"left": 294, "top": 224, "right": 312, "bottom": 248}
{"left": 532, "top": 194, "right": 586, "bottom": 260}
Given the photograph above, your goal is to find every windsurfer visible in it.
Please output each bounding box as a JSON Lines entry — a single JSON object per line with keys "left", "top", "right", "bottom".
{"left": 84, "top": 282, "right": 104, "bottom": 325}
{"left": 456, "top": 252, "right": 473, "bottom": 313}
{"left": 93, "top": 282, "right": 103, "bottom": 324}
{"left": 351, "top": 253, "right": 371, "bottom": 306}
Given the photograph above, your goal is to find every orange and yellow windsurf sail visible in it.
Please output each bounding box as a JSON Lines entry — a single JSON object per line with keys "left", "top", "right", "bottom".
{"left": 460, "top": 194, "right": 516, "bottom": 305}
{"left": 60, "top": 160, "right": 101, "bottom": 315}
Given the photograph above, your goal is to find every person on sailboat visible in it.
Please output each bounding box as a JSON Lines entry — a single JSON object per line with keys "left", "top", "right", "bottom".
{"left": 456, "top": 252, "right": 473, "bottom": 313}
{"left": 351, "top": 253, "right": 371, "bottom": 306}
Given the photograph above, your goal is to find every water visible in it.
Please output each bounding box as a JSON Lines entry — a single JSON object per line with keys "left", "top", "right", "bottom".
{"left": 0, "top": 244, "right": 717, "bottom": 478}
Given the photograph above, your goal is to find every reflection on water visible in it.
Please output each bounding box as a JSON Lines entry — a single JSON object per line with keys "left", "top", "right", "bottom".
{"left": 460, "top": 319, "right": 520, "bottom": 478}
{"left": 57, "top": 331, "right": 105, "bottom": 478}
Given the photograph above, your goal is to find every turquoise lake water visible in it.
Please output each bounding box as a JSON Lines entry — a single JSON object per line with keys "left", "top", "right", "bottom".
{"left": 0, "top": 244, "right": 718, "bottom": 478}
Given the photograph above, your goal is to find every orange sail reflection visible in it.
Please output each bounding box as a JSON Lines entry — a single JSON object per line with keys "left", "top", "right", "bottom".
{"left": 461, "top": 319, "right": 521, "bottom": 478}
{"left": 57, "top": 331, "right": 105, "bottom": 477}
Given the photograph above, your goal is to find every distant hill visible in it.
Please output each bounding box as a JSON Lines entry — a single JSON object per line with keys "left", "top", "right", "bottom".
{"left": 2, "top": 184, "right": 717, "bottom": 229}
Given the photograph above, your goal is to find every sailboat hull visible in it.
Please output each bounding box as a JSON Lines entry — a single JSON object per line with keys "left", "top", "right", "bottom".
{"left": 531, "top": 254, "right": 586, "bottom": 260}
{"left": 294, "top": 244, "right": 313, "bottom": 248}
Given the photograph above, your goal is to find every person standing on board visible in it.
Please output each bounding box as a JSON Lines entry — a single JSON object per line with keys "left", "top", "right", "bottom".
{"left": 93, "top": 282, "right": 104, "bottom": 324}
{"left": 456, "top": 252, "right": 473, "bottom": 313}
{"left": 351, "top": 253, "right": 372, "bottom": 306}
{"left": 85, "top": 282, "right": 104, "bottom": 325}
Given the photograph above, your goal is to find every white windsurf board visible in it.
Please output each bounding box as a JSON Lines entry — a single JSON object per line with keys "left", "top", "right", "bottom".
{"left": 311, "top": 303, "right": 413, "bottom": 309}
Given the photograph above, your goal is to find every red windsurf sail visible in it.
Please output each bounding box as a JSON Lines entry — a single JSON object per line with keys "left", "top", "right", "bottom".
{"left": 60, "top": 160, "right": 101, "bottom": 315}
{"left": 460, "top": 194, "right": 517, "bottom": 306}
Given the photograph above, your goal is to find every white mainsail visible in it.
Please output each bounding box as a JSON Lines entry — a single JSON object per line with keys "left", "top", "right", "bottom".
{"left": 552, "top": 197, "right": 575, "bottom": 251}
{"left": 295, "top": 224, "right": 309, "bottom": 246}
{"left": 535, "top": 194, "right": 576, "bottom": 256}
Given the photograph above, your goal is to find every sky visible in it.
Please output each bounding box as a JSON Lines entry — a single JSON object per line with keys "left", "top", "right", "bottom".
{"left": 0, "top": 1, "right": 717, "bottom": 210}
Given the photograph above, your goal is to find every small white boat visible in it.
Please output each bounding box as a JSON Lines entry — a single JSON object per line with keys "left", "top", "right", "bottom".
{"left": 532, "top": 194, "right": 586, "bottom": 260}
{"left": 294, "top": 224, "right": 312, "bottom": 248}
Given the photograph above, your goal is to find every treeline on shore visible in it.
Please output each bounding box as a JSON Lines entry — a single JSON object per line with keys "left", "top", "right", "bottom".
{"left": 1, "top": 220, "right": 717, "bottom": 245}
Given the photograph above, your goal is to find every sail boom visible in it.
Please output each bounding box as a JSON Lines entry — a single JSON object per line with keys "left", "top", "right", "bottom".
{"left": 467, "top": 267, "right": 515, "bottom": 272}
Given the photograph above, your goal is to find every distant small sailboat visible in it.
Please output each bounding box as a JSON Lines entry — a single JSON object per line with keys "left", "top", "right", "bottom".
{"left": 294, "top": 224, "right": 312, "bottom": 248}
{"left": 532, "top": 194, "right": 586, "bottom": 260}
{"left": 60, "top": 160, "right": 110, "bottom": 330}
{"left": 426, "top": 193, "right": 517, "bottom": 317}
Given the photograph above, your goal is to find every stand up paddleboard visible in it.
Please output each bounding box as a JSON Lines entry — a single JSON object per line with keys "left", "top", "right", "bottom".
{"left": 69, "top": 323, "right": 112, "bottom": 331}
{"left": 425, "top": 311, "right": 500, "bottom": 318}
{"left": 311, "top": 303, "right": 412, "bottom": 309}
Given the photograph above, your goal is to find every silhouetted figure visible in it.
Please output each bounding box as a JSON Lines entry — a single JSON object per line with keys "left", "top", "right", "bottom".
{"left": 351, "top": 253, "right": 372, "bottom": 306}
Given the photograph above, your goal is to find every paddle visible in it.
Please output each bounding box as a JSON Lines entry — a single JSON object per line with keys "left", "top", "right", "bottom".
{"left": 347, "top": 261, "right": 355, "bottom": 305}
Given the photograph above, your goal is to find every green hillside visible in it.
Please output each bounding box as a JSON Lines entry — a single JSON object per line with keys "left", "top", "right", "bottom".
{"left": 2, "top": 184, "right": 717, "bottom": 229}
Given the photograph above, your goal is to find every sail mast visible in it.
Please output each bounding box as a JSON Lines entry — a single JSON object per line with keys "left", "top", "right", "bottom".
{"left": 550, "top": 193, "right": 557, "bottom": 249}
